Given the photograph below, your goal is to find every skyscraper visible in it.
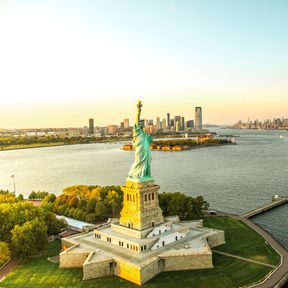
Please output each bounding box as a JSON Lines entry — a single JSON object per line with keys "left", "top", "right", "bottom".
{"left": 162, "top": 118, "right": 167, "bottom": 130}
{"left": 174, "top": 116, "right": 181, "bottom": 129}
{"left": 181, "top": 117, "right": 185, "bottom": 131}
{"left": 88, "top": 118, "right": 94, "bottom": 135}
{"left": 167, "top": 113, "right": 170, "bottom": 128}
{"left": 175, "top": 121, "right": 181, "bottom": 132}
{"left": 155, "top": 117, "right": 161, "bottom": 130}
{"left": 195, "top": 107, "right": 202, "bottom": 130}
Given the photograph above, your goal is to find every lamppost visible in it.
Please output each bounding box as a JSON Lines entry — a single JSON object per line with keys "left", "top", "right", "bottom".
{"left": 11, "top": 175, "right": 16, "bottom": 196}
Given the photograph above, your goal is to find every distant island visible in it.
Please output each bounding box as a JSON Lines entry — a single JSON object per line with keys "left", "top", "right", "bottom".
{"left": 122, "top": 135, "right": 235, "bottom": 152}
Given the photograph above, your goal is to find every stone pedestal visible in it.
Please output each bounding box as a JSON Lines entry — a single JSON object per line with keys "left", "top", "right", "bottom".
{"left": 119, "top": 178, "right": 164, "bottom": 231}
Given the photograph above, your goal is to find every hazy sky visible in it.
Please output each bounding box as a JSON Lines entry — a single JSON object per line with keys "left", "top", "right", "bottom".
{"left": 0, "top": 0, "right": 288, "bottom": 128}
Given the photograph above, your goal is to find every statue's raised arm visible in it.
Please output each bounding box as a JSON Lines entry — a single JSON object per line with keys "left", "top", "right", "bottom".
{"left": 136, "top": 100, "right": 142, "bottom": 125}
{"left": 128, "top": 100, "right": 153, "bottom": 182}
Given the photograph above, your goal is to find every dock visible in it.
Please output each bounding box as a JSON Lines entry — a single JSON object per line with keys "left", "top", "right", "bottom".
{"left": 241, "top": 196, "right": 288, "bottom": 219}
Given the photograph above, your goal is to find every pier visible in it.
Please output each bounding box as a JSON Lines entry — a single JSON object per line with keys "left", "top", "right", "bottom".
{"left": 241, "top": 196, "right": 288, "bottom": 219}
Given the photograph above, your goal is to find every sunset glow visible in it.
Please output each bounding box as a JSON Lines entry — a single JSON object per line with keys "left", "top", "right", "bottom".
{"left": 0, "top": 0, "right": 287, "bottom": 128}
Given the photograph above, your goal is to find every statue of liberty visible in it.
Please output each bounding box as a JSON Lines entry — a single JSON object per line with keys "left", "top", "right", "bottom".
{"left": 128, "top": 100, "right": 153, "bottom": 181}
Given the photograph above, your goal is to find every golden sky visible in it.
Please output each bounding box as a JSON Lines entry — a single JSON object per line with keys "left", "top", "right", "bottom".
{"left": 0, "top": 1, "right": 287, "bottom": 128}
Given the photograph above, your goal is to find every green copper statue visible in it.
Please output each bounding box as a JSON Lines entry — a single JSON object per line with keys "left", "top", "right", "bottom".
{"left": 128, "top": 100, "right": 154, "bottom": 181}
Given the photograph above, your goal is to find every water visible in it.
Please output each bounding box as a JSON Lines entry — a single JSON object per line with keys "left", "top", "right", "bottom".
{"left": 0, "top": 129, "right": 287, "bottom": 248}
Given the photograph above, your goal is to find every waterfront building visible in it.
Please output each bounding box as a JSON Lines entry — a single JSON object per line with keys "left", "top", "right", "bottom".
{"left": 186, "top": 120, "right": 194, "bottom": 128}
{"left": 124, "top": 118, "right": 129, "bottom": 129}
{"left": 195, "top": 107, "right": 202, "bottom": 130}
{"left": 120, "top": 122, "right": 124, "bottom": 130}
{"left": 88, "top": 118, "right": 94, "bottom": 135}
{"left": 108, "top": 125, "right": 118, "bottom": 134}
{"left": 144, "top": 125, "right": 155, "bottom": 135}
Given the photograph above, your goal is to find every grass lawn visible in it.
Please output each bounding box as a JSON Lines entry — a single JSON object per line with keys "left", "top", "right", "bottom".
{"left": 203, "top": 216, "right": 280, "bottom": 265}
{"left": 1, "top": 217, "right": 278, "bottom": 288}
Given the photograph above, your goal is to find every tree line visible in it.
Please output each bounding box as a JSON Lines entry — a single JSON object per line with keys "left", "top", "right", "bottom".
{"left": 41, "top": 185, "right": 123, "bottom": 223}
{"left": 0, "top": 186, "right": 209, "bottom": 263}
{"left": 159, "top": 192, "right": 209, "bottom": 220}
{"left": 0, "top": 190, "right": 66, "bottom": 262}
{"left": 42, "top": 185, "right": 209, "bottom": 223}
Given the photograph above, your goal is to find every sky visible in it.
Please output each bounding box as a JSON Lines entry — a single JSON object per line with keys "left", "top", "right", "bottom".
{"left": 0, "top": 0, "right": 288, "bottom": 128}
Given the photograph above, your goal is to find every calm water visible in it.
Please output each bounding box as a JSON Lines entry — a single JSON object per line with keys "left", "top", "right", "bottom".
{"left": 0, "top": 129, "right": 287, "bottom": 248}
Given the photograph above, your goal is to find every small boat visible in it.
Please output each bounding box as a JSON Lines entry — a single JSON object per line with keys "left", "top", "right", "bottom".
{"left": 280, "top": 135, "right": 284, "bottom": 139}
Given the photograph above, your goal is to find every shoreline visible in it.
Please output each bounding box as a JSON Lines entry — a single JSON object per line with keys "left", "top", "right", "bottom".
{"left": 0, "top": 139, "right": 235, "bottom": 152}
{"left": 0, "top": 139, "right": 130, "bottom": 152}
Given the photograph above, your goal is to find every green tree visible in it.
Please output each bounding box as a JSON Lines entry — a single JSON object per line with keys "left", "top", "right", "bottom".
{"left": 77, "top": 199, "right": 87, "bottom": 210}
{"left": 0, "top": 202, "right": 44, "bottom": 243}
{"left": 0, "top": 241, "right": 10, "bottom": 266}
{"left": 11, "top": 218, "right": 47, "bottom": 259}
{"left": 68, "top": 196, "right": 78, "bottom": 208}
{"left": 95, "top": 201, "right": 107, "bottom": 220}
{"left": 28, "top": 191, "right": 37, "bottom": 199}
{"left": 44, "top": 211, "right": 66, "bottom": 235}
{"left": 87, "top": 198, "right": 97, "bottom": 213}
{"left": 45, "top": 193, "right": 57, "bottom": 203}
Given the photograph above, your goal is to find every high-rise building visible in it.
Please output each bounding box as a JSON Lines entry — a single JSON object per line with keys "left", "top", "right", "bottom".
{"left": 175, "top": 121, "right": 181, "bottom": 132}
{"left": 167, "top": 113, "right": 170, "bottom": 128}
{"left": 120, "top": 122, "right": 125, "bottom": 130}
{"left": 155, "top": 117, "right": 161, "bottom": 130}
{"left": 108, "top": 125, "right": 118, "bottom": 134}
{"left": 181, "top": 117, "right": 185, "bottom": 131}
{"left": 195, "top": 107, "right": 202, "bottom": 130}
{"left": 170, "top": 119, "right": 175, "bottom": 127}
{"left": 186, "top": 120, "right": 194, "bottom": 128}
{"left": 88, "top": 118, "right": 94, "bottom": 135}
{"left": 124, "top": 118, "right": 129, "bottom": 129}
{"left": 174, "top": 116, "right": 181, "bottom": 129}
{"left": 162, "top": 118, "right": 167, "bottom": 130}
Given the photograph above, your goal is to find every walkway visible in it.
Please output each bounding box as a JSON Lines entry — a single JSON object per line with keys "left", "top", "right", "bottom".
{"left": 212, "top": 250, "right": 277, "bottom": 268}
{"left": 0, "top": 259, "right": 21, "bottom": 282}
{"left": 239, "top": 216, "right": 288, "bottom": 288}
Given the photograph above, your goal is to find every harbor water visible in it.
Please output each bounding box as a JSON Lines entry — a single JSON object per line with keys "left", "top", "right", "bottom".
{"left": 0, "top": 128, "right": 287, "bottom": 248}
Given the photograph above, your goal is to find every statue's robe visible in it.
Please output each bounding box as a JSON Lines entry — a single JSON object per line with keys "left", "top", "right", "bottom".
{"left": 128, "top": 124, "right": 153, "bottom": 179}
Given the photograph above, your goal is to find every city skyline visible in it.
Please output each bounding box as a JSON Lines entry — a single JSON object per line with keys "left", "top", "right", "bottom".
{"left": 1, "top": 0, "right": 288, "bottom": 128}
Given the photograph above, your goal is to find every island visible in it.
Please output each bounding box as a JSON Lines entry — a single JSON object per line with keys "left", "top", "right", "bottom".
{"left": 122, "top": 135, "right": 235, "bottom": 151}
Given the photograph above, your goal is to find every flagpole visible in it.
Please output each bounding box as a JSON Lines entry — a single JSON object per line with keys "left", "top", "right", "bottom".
{"left": 11, "top": 175, "right": 16, "bottom": 196}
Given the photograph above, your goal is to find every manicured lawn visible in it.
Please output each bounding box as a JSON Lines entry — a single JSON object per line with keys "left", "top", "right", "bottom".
{"left": 203, "top": 216, "right": 280, "bottom": 265}
{"left": 1, "top": 216, "right": 278, "bottom": 288}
